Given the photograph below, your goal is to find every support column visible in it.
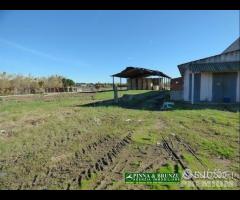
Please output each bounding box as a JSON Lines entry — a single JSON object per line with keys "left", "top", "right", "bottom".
{"left": 164, "top": 77, "right": 166, "bottom": 90}
{"left": 159, "top": 76, "right": 161, "bottom": 91}
{"left": 191, "top": 73, "right": 195, "bottom": 104}
{"left": 136, "top": 78, "right": 138, "bottom": 90}
{"left": 167, "top": 78, "right": 168, "bottom": 90}
{"left": 166, "top": 77, "right": 167, "bottom": 90}
{"left": 112, "top": 76, "right": 115, "bottom": 90}
{"left": 163, "top": 77, "right": 165, "bottom": 90}
{"left": 113, "top": 85, "right": 118, "bottom": 103}
{"left": 165, "top": 77, "right": 167, "bottom": 90}
{"left": 120, "top": 78, "right": 122, "bottom": 91}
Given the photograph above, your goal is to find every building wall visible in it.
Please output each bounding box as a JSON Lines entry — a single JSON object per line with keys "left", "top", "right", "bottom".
{"left": 137, "top": 78, "right": 143, "bottom": 90}
{"left": 131, "top": 78, "right": 136, "bottom": 90}
{"left": 142, "top": 78, "right": 147, "bottom": 90}
{"left": 200, "top": 72, "right": 212, "bottom": 101}
{"left": 126, "top": 77, "right": 170, "bottom": 90}
{"left": 212, "top": 72, "right": 237, "bottom": 102}
{"left": 183, "top": 71, "right": 240, "bottom": 103}
{"left": 183, "top": 69, "right": 190, "bottom": 101}
{"left": 236, "top": 71, "right": 240, "bottom": 102}
{"left": 127, "top": 78, "right": 131, "bottom": 90}
{"left": 171, "top": 77, "right": 183, "bottom": 91}
{"left": 147, "top": 79, "right": 152, "bottom": 90}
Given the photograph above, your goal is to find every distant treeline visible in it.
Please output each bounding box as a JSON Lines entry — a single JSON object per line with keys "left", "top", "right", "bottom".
{"left": 0, "top": 72, "right": 75, "bottom": 95}
{"left": 0, "top": 72, "right": 128, "bottom": 95}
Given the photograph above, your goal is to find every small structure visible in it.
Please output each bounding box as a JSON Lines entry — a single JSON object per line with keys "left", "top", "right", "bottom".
{"left": 170, "top": 77, "right": 183, "bottom": 91}
{"left": 111, "top": 67, "right": 171, "bottom": 90}
{"left": 170, "top": 77, "right": 183, "bottom": 101}
{"left": 178, "top": 37, "right": 240, "bottom": 104}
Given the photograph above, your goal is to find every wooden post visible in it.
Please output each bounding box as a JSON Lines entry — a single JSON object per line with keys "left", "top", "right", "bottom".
{"left": 120, "top": 77, "right": 122, "bottom": 91}
{"left": 159, "top": 76, "right": 161, "bottom": 91}
{"left": 165, "top": 78, "right": 167, "bottom": 90}
{"left": 136, "top": 78, "right": 138, "bottom": 90}
{"left": 163, "top": 77, "right": 165, "bottom": 90}
{"left": 113, "top": 84, "right": 118, "bottom": 103}
{"left": 169, "top": 78, "right": 170, "bottom": 90}
{"left": 165, "top": 77, "right": 167, "bottom": 90}
{"left": 112, "top": 76, "right": 115, "bottom": 90}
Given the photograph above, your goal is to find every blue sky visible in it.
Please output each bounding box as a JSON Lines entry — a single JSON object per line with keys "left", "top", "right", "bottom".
{"left": 0, "top": 10, "right": 239, "bottom": 83}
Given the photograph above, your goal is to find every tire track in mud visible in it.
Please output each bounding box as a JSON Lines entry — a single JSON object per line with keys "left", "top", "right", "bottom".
{"left": 92, "top": 139, "right": 169, "bottom": 190}
{"left": 161, "top": 136, "right": 201, "bottom": 190}
{"left": 1, "top": 130, "right": 207, "bottom": 190}
{"left": 77, "top": 132, "right": 133, "bottom": 190}
{"left": 174, "top": 135, "right": 207, "bottom": 168}
{"left": 28, "top": 132, "right": 133, "bottom": 189}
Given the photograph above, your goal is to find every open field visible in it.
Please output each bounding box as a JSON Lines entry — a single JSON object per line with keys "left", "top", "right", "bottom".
{"left": 0, "top": 90, "right": 239, "bottom": 190}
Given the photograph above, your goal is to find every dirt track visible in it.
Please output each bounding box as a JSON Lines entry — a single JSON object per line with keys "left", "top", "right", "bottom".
{"left": 1, "top": 130, "right": 206, "bottom": 190}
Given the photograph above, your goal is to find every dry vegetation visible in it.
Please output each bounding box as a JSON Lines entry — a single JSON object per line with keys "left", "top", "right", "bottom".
{"left": 0, "top": 72, "right": 75, "bottom": 95}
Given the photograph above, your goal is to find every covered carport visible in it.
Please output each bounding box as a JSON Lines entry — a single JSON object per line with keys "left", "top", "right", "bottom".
{"left": 111, "top": 67, "right": 171, "bottom": 90}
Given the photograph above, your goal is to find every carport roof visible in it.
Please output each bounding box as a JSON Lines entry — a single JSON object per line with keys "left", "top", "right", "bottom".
{"left": 112, "top": 67, "right": 171, "bottom": 79}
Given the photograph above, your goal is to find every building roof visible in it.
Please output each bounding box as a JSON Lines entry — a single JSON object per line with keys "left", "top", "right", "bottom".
{"left": 222, "top": 37, "right": 240, "bottom": 54}
{"left": 112, "top": 67, "right": 171, "bottom": 79}
{"left": 178, "top": 37, "right": 240, "bottom": 75}
{"left": 187, "top": 61, "right": 240, "bottom": 73}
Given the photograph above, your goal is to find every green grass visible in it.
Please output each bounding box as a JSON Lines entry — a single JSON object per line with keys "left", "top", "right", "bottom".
{"left": 94, "top": 90, "right": 150, "bottom": 100}
{"left": 0, "top": 90, "right": 239, "bottom": 190}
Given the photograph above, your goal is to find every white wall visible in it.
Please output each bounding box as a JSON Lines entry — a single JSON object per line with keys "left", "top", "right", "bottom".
{"left": 200, "top": 72, "right": 212, "bottom": 101}
{"left": 183, "top": 69, "right": 190, "bottom": 101}
{"left": 237, "top": 71, "right": 240, "bottom": 102}
{"left": 183, "top": 68, "right": 240, "bottom": 103}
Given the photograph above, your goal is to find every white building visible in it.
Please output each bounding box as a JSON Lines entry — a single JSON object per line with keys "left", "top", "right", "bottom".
{"left": 178, "top": 37, "right": 240, "bottom": 104}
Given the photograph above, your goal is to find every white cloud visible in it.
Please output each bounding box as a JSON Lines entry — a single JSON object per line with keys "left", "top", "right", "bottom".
{"left": 0, "top": 37, "right": 89, "bottom": 67}
{"left": 0, "top": 37, "right": 61, "bottom": 61}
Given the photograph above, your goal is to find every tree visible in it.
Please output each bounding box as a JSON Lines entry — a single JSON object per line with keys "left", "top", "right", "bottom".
{"left": 0, "top": 72, "right": 11, "bottom": 94}
{"left": 62, "top": 78, "right": 75, "bottom": 87}
{"left": 45, "top": 75, "right": 63, "bottom": 88}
